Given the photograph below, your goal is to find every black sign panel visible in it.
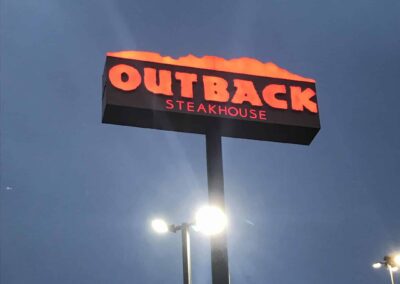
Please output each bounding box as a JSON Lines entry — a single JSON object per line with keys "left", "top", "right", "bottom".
{"left": 102, "top": 54, "right": 320, "bottom": 144}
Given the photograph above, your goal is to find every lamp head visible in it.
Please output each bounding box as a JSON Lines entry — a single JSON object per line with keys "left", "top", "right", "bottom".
{"left": 393, "top": 254, "right": 400, "bottom": 267}
{"left": 195, "top": 205, "right": 227, "bottom": 236}
{"left": 372, "top": 262, "right": 382, "bottom": 269}
{"left": 384, "top": 254, "right": 400, "bottom": 268}
{"left": 151, "top": 219, "right": 169, "bottom": 234}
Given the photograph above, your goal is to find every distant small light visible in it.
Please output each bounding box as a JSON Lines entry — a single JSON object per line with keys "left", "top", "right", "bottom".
{"left": 372, "top": 263, "right": 382, "bottom": 269}
{"left": 151, "top": 219, "right": 169, "bottom": 234}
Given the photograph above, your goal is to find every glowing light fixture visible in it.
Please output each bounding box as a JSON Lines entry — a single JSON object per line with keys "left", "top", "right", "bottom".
{"left": 394, "top": 255, "right": 400, "bottom": 267}
{"left": 195, "top": 205, "right": 227, "bottom": 236}
{"left": 373, "top": 254, "right": 400, "bottom": 284}
{"left": 151, "top": 219, "right": 169, "bottom": 234}
{"left": 150, "top": 205, "right": 229, "bottom": 284}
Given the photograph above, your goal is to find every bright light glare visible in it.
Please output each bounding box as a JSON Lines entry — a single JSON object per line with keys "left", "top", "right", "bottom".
{"left": 392, "top": 266, "right": 399, "bottom": 272}
{"left": 372, "top": 263, "right": 382, "bottom": 269}
{"left": 151, "top": 219, "right": 169, "bottom": 234}
{"left": 394, "top": 255, "right": 400, "bottom": 266}
{"left": 195, "top": 206, "right": 227, "bottom": 236}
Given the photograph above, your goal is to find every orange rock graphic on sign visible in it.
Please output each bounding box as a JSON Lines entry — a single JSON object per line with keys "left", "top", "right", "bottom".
{"left": 107, "top": 51, "right": 315, "bottom": 83}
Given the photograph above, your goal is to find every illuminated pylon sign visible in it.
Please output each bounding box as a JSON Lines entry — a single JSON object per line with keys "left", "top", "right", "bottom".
{"left": 102, "top": 51, "right": 320, "bottom": 144}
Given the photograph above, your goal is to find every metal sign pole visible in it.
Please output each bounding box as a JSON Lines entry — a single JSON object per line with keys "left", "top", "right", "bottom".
{"left": 206, "top": 127, "right": 230, "bottom": 284}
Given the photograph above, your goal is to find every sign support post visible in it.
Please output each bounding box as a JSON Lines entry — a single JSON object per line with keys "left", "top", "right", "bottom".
{"left": 206, "top": 127, "right": 230, "bottom": 284}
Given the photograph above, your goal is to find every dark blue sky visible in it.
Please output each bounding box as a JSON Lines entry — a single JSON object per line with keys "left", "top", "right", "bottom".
{"left": 1, "top": 0, "right": 400, "bottom": 283}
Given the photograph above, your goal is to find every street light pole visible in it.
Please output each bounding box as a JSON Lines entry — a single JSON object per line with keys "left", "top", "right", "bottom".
{"left": 388, "top": 265, "right": 395, "bottom": 284}
{"left": 181, "top": 223, "right": 192, "bottom": 284}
